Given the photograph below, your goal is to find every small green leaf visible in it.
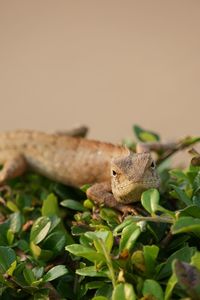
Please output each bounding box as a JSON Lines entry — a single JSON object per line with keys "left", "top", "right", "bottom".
{"left": 76, "top": 266, "right": 109, "bottom": 277}
{"left": 23, "top": 267, "right": 36, "bottom": 285}
{"left": 80, "top": 184, "right": 91, "bottom": 192}
{"left": 181, "top": 136, "right": 200, "bottom": 147}
{"left": 112, "top": 283, "right": 136, "bottom": 300}
{"left": 193, "top": 172, "right": 200, "bottom": 193}
{"left": 169, "top": 169, "right": 189, "bottom": 182}
{"left": 113, "top": 217, "right": 135, "bottom": 235}
{"left": 119, "top": 223, "right": 141, "bottom": 252}
{"left": 141, "top": 189, "right": 160, "bottom": 214}
{"left": 66, "top": 244, "right": 105, "bottom": 263}
{"left": 172, "top": 216, "right": 200, "bottom": 235}
{"left": 178, "top": 205, "right": 200, "bottom": 218}
{"left": 9, "top": 212, "right": 23, "bottom": 233}
{"left": 42, "top": 193, "right": 59, "bottom": 216}
{"left": 32, "top": 266, "right": 44, "bottom": 279}
{"left": 143, "top": 245, "right": 159, "bottom": 276}
{"left": 171, "top": 185, "right": 191, "bottom": 206}
{"left": 6, "top": 229, "right": 15, "bottom": 245}
{"left": 99, "top": 208, "right": 119, "bottom": 224}
{"left": 191, "top": 252, "right": 200, "bottom": 271}
{"left": 131, "top": 250, "right": 145, "bottom": 272}
{"left": 43, "top": 265, "right": 68, "bottom": 282}
{"left": 0, "top": 246, "right": 16, "bottom": 274}
{"left": 60, "top": 199, "right": 86, "bottom": 211}
{"left": 30, "top": 241, "right": 41, "bottom": 258}
{"left": 30, "top": 216, "right": 51, "bottom": 244}
{"left": 143, "top": 279, "right": 164, "bottom": 300}
{"left": 164, "top": 273, "right": 177, "bottom": 300}
{"left": 156, "top": 246, "right": 195, "bottom": 280}
{"left": 85, "top": 231, "right": 113, "bottom": 254}
{"left": 42, "top": 231, "right": 66, "bottom": 253}
{"left": 83, "top": 199, "right": 94, "bottom": 209}
{"left": 6, "top": 201, "right": 19, "bottom": 212}
{"left": 133, "top": 125, "right": 160, "bottom": 142}
{"left": 6, "top": 260, "right": 17, "bottom": 276}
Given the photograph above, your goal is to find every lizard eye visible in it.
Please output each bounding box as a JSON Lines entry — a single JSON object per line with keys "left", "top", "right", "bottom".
{"left": 150, "top": 161, "right": 156, "bottom": 169}
{"left": 112, "top": 170, "right": 117, "bottom": 176}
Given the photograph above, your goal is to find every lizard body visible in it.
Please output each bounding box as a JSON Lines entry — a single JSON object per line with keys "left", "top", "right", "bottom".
{"left": 0, "top": 130, "right": 160, "bottom": 211}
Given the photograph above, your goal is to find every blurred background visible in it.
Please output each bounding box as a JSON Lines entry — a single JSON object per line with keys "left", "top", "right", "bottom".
{"left": 0, "top": 0, "right": 199, "bottom": 143}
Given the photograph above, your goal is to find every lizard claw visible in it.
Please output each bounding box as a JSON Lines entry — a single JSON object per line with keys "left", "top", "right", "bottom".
{"left": 116, "top": 204, "right": 138, "bottom": 216}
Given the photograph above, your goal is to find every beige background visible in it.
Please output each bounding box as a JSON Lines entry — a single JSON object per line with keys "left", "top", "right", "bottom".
{"left": 0, "top": 0, "right": 200, "bottom": 143}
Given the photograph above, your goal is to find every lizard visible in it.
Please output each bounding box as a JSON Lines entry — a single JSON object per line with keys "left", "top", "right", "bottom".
{"left": 0, "top": 130, "right": 160, "bottom": 213}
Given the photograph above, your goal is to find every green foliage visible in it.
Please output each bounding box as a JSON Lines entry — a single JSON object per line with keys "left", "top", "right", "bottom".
{"left": 0, "top": 126, "right": 200, "bottom": 299}
{"left": 133, "top": 124, "right": 160, "bottom": 142}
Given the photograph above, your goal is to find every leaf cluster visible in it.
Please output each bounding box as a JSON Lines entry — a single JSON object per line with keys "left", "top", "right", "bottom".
{"left": 0, "top": 125, "right": 200, "bottom": 299}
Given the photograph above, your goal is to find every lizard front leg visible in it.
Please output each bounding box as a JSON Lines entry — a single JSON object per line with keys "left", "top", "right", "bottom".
{"left": 0, "top": 152, "right": 27, "bottom": 184}
{"left": 86, "top": 182, "right": 138, "bottom": 215}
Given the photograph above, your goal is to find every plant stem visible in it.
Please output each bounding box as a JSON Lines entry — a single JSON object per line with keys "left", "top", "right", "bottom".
{"left": 132, "top": 216, "right": 174, "bottom": 224}
{"left": 99, "top": 238, "right": 117, "bottom": 288}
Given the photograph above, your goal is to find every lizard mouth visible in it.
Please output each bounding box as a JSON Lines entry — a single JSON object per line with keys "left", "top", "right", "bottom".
{"left": 117, "top": 179, "right": 160, "bottom": 191}
{"left": 112, "top": 178, "right": 160, "bottom": 204}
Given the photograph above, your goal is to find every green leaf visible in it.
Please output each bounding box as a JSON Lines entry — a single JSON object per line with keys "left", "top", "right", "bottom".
{"left": 119, "top": 223, "right": 141, "bottom": 252}
{"left": 42, "top": 231, "right": 66, "bottom": 253}
{"left": 6, "top": 260, "right": 17, "bottom": 276}
{"left": 66, "top": 244, "right": 106, "bottom": 263}
{"left": 30, "top": 216, "right": 51, "bottom": 244}
{"left": 0, "top": 246, "right": 16, "bottom": 274}
{"left": 164, "top": 273, "right": 177, "bottom": 300}
{"left": 43, "top": 265, "right": 68, "bottom": 282}
{"left": 113, "top": 216, "right": 135, "bottom": 234}
{"left": 172, "top": 216, "right": 200, "bottom": 235}
{"left": 9, "top": 212, "right": 23, "bottom": 233}
{"left": 169, "top": 169, "right": 189, "bottom": 182}
{"left": 99, "top": 208, "right": 119, "bottom": 224}
{"left": 32, "top": 267, "right": 44, "bottom": 279}
{"left": 30, "top": 241, "right": 42, "bottom": 259}
{"left": 193, "top": 171, "right": 200, "bottom": 193}
{"left": 6, "top": 200, "right": 19, "bottom": 212}
{"left": 143, "top": 245, "right": 159, "bottom": 276}
{"left": 83, "top": 199, "right": 94, "bottom": 209}
{"left": 181, "top": 136, "right": 200, "bottom": 147}
{"left": 171, "top": 185, "right": 191, "bottom": 206}
{"left": 133, "top": 125, "right": 160, "bottom": 142}
{"left": 84, "top": 281, "right": 105, "bottom": 294}
{"left": 60, "top": 199, "right": 86, "bottom": 211}
{"left": 156, "top": 246, "right": 195, "bottom": 280}
{"left": 85, "top": 231, "right": 113, "bottom": 254}
{"left": 42, "top": 193, "right": 60, "bottom": 216}
{"left": 178, "top": 205, "right": 200, "bottom": 218}
{"left": 6, "top": 229, "right": 15, "bottom": 245}
{"left": 23, "top": 267, "right": 36, "bottom": 285}
{"left": 141, "top": 189, "right": 160, "bottom": 214}
{"left": 143, "top": 279, "right": 164, "bottom": 300}
{"left": 112, "top": 283, "right": 136, "bottom": 300}
{"left": 191, "top": 252, "right": 200, "bottom": 271}
{"left": 76, "top": 266, "right": 109, "bottom": 277}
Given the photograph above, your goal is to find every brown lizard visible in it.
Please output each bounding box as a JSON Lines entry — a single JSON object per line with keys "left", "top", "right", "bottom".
{"left": 0, "top": 130, "right": 160, "bottom": 213}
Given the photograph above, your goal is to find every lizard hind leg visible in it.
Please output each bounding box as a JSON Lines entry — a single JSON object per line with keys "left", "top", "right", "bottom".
{"left": 0, "top": 153, "right": 27, "bottom": 184}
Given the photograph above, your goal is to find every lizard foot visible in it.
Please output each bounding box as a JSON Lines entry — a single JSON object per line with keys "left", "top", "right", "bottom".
{"left": 115, "top": 203, "right": 139, "bottom": 216}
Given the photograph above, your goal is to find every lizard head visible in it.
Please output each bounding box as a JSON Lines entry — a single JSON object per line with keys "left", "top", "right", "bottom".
{"left": 111, "top": 151, "right": 160, "bottom": 203}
